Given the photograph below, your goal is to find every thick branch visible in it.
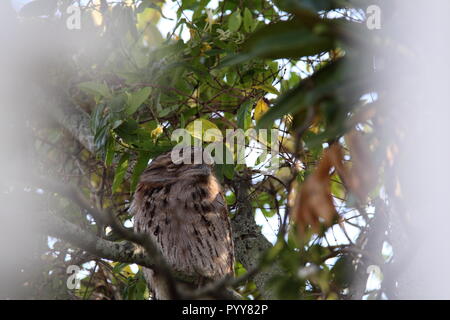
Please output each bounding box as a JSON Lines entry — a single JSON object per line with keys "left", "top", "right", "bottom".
{"left": 43, "top": 214, "right": 154, "bottom": 268}
{"left": 232, "top": 175, "right": 284, "bottom": 300}
{"left": 48, "top": 95, "right": 95, "bottom": 153}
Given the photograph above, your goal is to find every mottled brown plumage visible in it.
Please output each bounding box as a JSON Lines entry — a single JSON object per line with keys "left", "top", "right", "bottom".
{"left": 130, "top": 148, "right": 234, "bottom": 299}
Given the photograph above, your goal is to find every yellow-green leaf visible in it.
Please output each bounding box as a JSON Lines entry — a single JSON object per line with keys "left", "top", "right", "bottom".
{"left": 151, "top": 125, "right": 163, "bottom": 139}
{"left": 186, "top": 119, "right": 222, "bottom": 142}
{"left": 254, "top": 98, "right": 270, "bottom": 121}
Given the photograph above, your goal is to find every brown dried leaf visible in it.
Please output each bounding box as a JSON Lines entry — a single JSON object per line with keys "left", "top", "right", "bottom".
{"left": 294, "top": 132, "right": 375, "bottom": 237}
{"left": 294, "top": 145, "right": 339, "bottom": 235}
{"left": 339, "top": 131, "right": 376, "bottom": 202}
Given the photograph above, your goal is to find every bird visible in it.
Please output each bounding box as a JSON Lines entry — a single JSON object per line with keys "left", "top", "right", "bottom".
{"left": 130, "top": 147, "right": 234, "bottom": 299}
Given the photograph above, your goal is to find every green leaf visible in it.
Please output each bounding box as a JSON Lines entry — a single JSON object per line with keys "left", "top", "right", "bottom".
{"left": 255, "top": 152, "right": 268, "bottom": 166}
{"left": 215, "top": 162, "right": 235, "bottom": 181}
{"left": 254, "top": 84, "right": 280, "bottom": 95}
{"left": 105, "top": 137, "right": 115, "bottom": 167}
{"left": 125, "top": 87, "right": 151, "bottom": 115}
{"left": 261, "top": 207, "right": 276, "bottom": 218}
{"left": 93, "top": 124, "right": 109, "bottom": 152}
{"left": 79, "top": 81, "right": 111, "bottom": 98}
{"left": 130, "top": 151, "right": 151, "bottom": 193}
{"left": 225, "top": 192, "right": 236, "bottom": 205}
{"left": 246, "top": 20, "right": 333, "bottom": 59}
{"left": 223, "top": 163, "right": 235, "bottom": 180}
{"left": 91, "top": 102, "right": 111, "bottom": 152}
{"left": 115, "top": 119, "right": 139, "bottom": 145}
{"left": 237, "top": 100, "right": 253, "bottom": 130}
{"left": 228, "top": 9, "right": 242, "bottom": 32}
{"left": 134, "top": 277, "right": 148, "bottom": 300}
{"left": 112, "top": 263, "right": 128, "bottom": 274}
{"left": 137, "top": 0, "right": 168, "bottom": 19}
{"left": 221, "top": 19, "right": 334, "bottom": 67}
{"left": 112, "top": 154, "right": 129, "bottom": 194}
{"left": 109, "top": 93, "right": 127, "bottom": 113}
{"left": 257, "top": 58, "right": 344, "bottom": 129}
{"left": 257, "top": 56, "right": 372, "bottom": 136}
{"left": 158, "top": 104, "right": 179, "bottom": 117}
{"left": 219, "top": 53, "right": 254, "bottom": 68}
{"left": 243, "top": 8, "right": 255, "bottom": 33}
{"left": 222, "top": 145, "right": 235, "bottom": 180}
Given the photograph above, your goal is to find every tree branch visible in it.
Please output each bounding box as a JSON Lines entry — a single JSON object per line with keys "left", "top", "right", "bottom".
{"left": 42, "top": 214, "right": 153, "bottom": 269}
{"left": 37, "top": 177, "right": 184, "bottom": 299}
{"left": 48, "top": 95, "right": 95, "bottom": 153}
{"left": 231, "top": 174, "right": 284, "bottom": 300}
{"left": 47, "top": 98, "right": 284, "bottom": 299}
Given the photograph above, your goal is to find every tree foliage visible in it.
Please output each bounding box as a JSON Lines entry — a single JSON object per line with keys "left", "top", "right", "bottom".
{"left": 11, "top": 0, "right": 392, "bottom": 300}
